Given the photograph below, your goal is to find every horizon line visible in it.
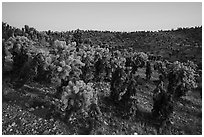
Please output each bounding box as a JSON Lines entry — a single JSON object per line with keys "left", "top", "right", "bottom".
{"left": 2, "top": 21, "right": 202, "bottom": 33}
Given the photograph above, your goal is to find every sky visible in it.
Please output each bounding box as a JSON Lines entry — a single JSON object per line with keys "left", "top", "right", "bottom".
{"left": 2, "top": 2, "right": 202, "bottom": 32}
